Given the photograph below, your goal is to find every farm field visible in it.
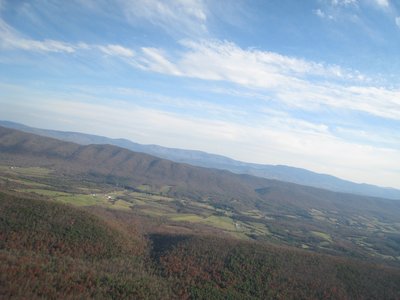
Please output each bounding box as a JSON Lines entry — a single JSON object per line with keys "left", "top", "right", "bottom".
{"left": 1, "top": 163, "right": 399, "bottom": 266}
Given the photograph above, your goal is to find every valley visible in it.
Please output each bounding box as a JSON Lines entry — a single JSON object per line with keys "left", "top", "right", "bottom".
{"left": 1, "top": 159, "right": 399, "bottom": 266}
{"left": 1, "top": 126, "right": 400, "bottom": 299}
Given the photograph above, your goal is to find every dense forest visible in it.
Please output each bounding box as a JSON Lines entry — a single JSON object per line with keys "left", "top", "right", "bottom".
{"left": 1, "top": 192, "right": 399, "bottom": 299}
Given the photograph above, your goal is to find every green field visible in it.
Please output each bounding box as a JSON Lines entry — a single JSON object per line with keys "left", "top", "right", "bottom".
{"left": 1, "top": 163, "right": 400, "bottom": 265}
{"left": 311, "top": 231, "right": 333, "bottom": 242}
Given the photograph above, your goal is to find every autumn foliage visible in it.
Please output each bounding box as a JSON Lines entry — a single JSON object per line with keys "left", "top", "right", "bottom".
{"left": 1, "top": 193, "right": 399, "bottom": 299}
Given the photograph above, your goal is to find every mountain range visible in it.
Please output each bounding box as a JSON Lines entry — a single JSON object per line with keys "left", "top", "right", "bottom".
{"left": 1, "top": 120, "right": 399, "bottom": 200}
{"left": 1, "top": 125, "right": 399, "bottom": 220}
{"left": 1, "top": 125, "right": 400, "bottom": 267}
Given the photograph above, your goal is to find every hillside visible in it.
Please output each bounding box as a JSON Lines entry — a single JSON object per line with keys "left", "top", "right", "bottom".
{"left": 2, "top": 193, "right": 400, "bottom": 299}
{"left": 1, "top": 125, "right": 399, "bottom": 217}
{"left": 1, "top": 125, "right": 400, "bottom": 266}
{"left": 2, "top": 120, "right": 399, "bottom": 200}
{"left": 0, "top": 192, "right": 171, "bottom": 299}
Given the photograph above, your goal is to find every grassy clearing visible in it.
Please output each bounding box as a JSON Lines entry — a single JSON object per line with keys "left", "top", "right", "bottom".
{"left": 136, "top": 184, "right": 152, "bottom": 192}
{"left": 311, "top": 231, "right": 333, "bottom": 242}
{"left": 56, "top": 194, "right": 132, "bottom": 210}
{"left": 159, "top": 185, "right": 172, "bottom": 194}
{"left": 17, "top": 188, "right": 133, "bottom": 210}
{"left": 170, "top": 214, "right": 204, "bottom": 222}
{"left": 0, "top": 166, "right": 51, "bottom": 177}
{"left": 77, "top": 187, "right": 103, "bottom": 193}
{"left": 129, "top": 192, "right": 174, "bottom": 202}
{"left": 203, "top": 215, "right": 236, "bottom": 231}
{"left": 130, "top": 198, "right": 147, "bottom": 206}
{"left": 56, "top": 194, "right": 102, "bottom": 206}
{"left": 169, "top": 214, "right": 236, "bottom": 231}
{"left": 190, "top": 201, "right": 216, "bottom": 210}
{"left": 113, "top": 200, "right": 133, "bottom": 210}
{"left": 245, "top": 221, "right": 270, "bottom": 235}
{"left": 140, "top": 208, "right": 170, "bottom": 216}
{"left": 242, "top": 210, "right": 264, "bottom": 219}
{"left": 18, "top": 188, "right": 70, "bottom": 197}
{"left": 0, "top": 176, "right": 50, "bottom": 188}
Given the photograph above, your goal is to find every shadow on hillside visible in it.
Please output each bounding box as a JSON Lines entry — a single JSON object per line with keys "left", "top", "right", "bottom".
{"left": 148, "top": 233, "right": 191, "bottom": 262}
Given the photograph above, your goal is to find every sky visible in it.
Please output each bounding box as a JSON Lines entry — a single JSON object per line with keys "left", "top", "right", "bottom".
{"left": 0, "top": 0, "right": 400, "bottom": 189}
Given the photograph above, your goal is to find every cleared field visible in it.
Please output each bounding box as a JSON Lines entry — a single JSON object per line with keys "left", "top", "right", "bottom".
{"left": 311, "top": 231, "right": 333, "bottom": 242}
{"left": 0, "top": 176, "right": 50, "bottom": 188}
{"left": 170, "top": 214, "right": 204, "bottom": 222}
{"left": 18, "top": 188, "right": 70, "bottom": 197}
{"left": 0, "top": 166, "right": 51, "bottom": 177}
{"left": 1, "top": 162, "right": 399, "bottom": 265}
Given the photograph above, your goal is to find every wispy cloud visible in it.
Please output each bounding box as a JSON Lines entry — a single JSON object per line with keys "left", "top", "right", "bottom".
{"left": 0, "top": 19, "right": 76, "bottom": 53}
{"left": 119, "top": 0, "right": 208, "bottom": 37}
{"left": 396, "top": 16, "right": 400, "bottom": 28}
{"left": 129, "top": 40, "right": 400, "bottom": 121}
{"left": 314, "top": 9, "right": 326, "bottom": 18}
{"left": 331, "top": 0, "right": 358, "bottom": 6}
{"left": 2, "top": 17, "right": 399, "bottom": 122}
{"left": 0, "top": 19, "right": 138, "bottom": 60}
{"left": 373, "top": 0, "right": 389, "bottom": 8}
{"left": 313, "top": 8, "right": 335, "bottom": 20}
{"left": 137, "top": 47, "right": 182, "bottom": 75}
{"left": 75, "top": 0, "right": 209, "bottom": 37}
{"left": 98, "top": 44, "right": 135, "bottom": 57}
{"left": 137, "top": 40, "right": 358, "bottom": 87}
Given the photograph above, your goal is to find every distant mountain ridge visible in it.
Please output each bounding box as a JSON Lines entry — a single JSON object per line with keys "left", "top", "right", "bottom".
{"left": 1, "top": 120, "right": 399, "bottom": 200}
{"left": 2, "top": 125, "right": 400, "bottom": 217}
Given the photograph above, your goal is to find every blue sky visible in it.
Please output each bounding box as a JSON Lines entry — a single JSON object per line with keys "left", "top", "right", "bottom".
{"left": 1, "top": 0, "right": 400, "bottom": 189}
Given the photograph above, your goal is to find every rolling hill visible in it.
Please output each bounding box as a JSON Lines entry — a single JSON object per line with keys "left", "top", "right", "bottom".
{"left": 1, "top": 120, "right": 399, "bottom": 200}
{"left": 1, "top": 125, "right": 399, "bottom": 218}
{"left": 2, "top": 125, "right": 400, "bottom": 298}
{"left": 1, "top": 125, "right": 400, "bottom": 260}
{"left": 1, "top": 193, "right": 400, "bottom": 299}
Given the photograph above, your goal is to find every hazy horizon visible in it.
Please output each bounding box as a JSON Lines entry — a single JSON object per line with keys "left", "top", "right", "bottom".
{"left": 1, "top": 0, "right": 400, "bottom": 188}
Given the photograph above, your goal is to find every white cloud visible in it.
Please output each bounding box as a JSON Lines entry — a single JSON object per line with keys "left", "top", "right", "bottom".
{"left": 138, "top": 47, "right": 182, "bottom": 76}
{"left": 136, "top": 40, "right": 355, "bottom": 88}
{"left": 374, "top": 0, "right": 389, "bottom": 8}
{"left": 331, "top": 0, "right": 358, "bottom": 6}
{"left": 278, "top": 83, "right": 400, "bottom": 120}
{"left": 74, "top": 0, "right": 208, "bottom": 37}
{"left": 313, "top": 8, "right": 335, "bottom": 20}
{"left": 0, "top": 19, "right": 76, "bottom": 53}
{"left": 396, "top": 16, "right": 400, "bottom": 28}
{"left": 98, "top": 44, "right": 135, "bottom": 57}
{"left": 130, "top": 40, "right": 400, "bottom": 121}
{"left": 0, "top": 19, "right": 137, "bottom": 59}
{"left": 314, "top": 9, "right": 326, "bottom": 18}
{"left": 118, "top": 0, "right": 208, "bottom": 37}
{"left": 3, "top": 18, "right": 399, "bottom": 123}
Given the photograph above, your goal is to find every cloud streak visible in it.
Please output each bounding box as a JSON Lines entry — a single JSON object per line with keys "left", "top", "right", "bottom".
{"left": 0, "top": 19, "right": 135, "bottom": 59}
{"left": 373, "top": 0, "right": 389, "bottom": 8}
{"left": 0, "top": 20, "right": 76, "bottom": 53}
{"left": 119, "top": 0, "right": 208, "bottom": 37}
{"left": 2, "top": 18, "right": 399, "bottom": 121}
{"left": 98, "top": 44, "right": 135, "bottom": 57}
{"left": 132, "top": 40, "right": 400, "bottom": 121}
